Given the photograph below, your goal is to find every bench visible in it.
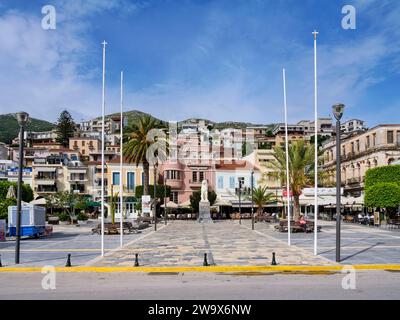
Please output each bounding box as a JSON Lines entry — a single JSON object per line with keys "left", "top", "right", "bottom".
{"left": 275, "top": 220, "right": 322, "bottom": 233}
{"left": 91, "top": 222, "right": 139, "bottom": 235}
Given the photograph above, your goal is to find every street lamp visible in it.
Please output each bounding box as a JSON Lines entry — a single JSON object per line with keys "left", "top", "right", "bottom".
{"left": 15, "top": 111, "right": 29, "bottom": 264}
{"left": 164, "top": 171, "right": 167, "bottom": 225}
{"left": 333, "top": 103, "right": 345, "bottom": 263}
{"left": 238, "top": 177, "right": 244, "bottom": 225}
{"left": 153, "top": 165, "right": 157, "bottom": 231}
{"left": 251, "top": 171, "right": 254, "bottom": 230}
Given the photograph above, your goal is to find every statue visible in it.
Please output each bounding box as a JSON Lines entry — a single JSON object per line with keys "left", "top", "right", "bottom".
{"left": 201, "top": 180, "right": 208, "bottom": 202}
{"left": 198, "top": 179, "right": 212, "bottom": 222}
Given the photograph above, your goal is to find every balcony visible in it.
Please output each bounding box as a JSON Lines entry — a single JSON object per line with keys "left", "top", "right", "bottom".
{"left": 166, "top": 179, "right": 183, "bottom": 189}
{"left": 189, "top": 179, "right": 207, "bottom": 188}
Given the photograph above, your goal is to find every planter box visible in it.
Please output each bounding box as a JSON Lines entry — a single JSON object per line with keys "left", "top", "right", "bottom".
{"left": 78, "top": 220, "right": 88, "bottom": 225}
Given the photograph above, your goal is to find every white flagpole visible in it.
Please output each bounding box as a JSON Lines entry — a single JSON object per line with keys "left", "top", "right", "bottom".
{"left": 101, "top": 40, "right": 107, "bottom": 257}
{"left": 313, "top": 30, "right": 319, "bottom": 256}
{"left": 283, "top": 68, "right": 291, "bottom": 246}
{"left": 119, "top": 71, "right": 124, "bottom": 248}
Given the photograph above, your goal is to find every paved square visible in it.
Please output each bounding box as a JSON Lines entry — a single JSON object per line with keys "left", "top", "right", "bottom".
{"left": 241, "top": 220, "right": 400, "bottom": 265}
{"left": 95, "top": 221, "right": 334, "bottom": 267}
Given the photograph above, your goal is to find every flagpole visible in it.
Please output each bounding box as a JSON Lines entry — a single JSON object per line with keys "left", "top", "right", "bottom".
{"left": 119, "top": 70, "right": 124, "bottom": 248}
{"left": 283, "top": 68, "right": 291, "bottom": 246}
{"left": 313, "top": 30, "right": 319, "bottom": 256}
{"left": 101, "top": 40, "right": 107, "bottom": 257}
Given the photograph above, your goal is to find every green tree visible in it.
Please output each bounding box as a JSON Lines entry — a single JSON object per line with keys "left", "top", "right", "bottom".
{"left": 190, "top": 190, "right": 217, "bottom": 213}
{"left": 263, "top": 140, "right": 314, "bottom": 220}
{"left": 55, "top": 110, "right": 75, "bottom": 147}
{"left": 251, "top": 186, "right": 276, "bottom": 216}
{"left": 0, "top": 181, "right": 33, "bottom": 202}
{"left": 54, "top": 191, "right": 81, "bottom": 224}
{"left": 123, "top": 116, "right": 165, "bottom": 196}
{"left": 0, "top": 198, "right": 16, "bottom": 220}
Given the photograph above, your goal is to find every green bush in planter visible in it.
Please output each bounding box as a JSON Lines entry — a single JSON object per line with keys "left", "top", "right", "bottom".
{"left": 76, "top": 212, "right": 89, "bottom": 221}
{"left": 57, "top": 212, "right": 70, "bottom": 222}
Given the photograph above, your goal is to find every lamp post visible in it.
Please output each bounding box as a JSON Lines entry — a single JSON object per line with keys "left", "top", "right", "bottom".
{"left": 154, "top": 165, "right": 157, "bottom": 231}
{"left": 333, "top": 103, "right": 345, "bottom": 263}
{"left": 15, "top": 111, "right": 29, "bottom": 264}
{"left": 238, "top": 177, "right": 244, "bottom": 225}
{"left": 164, "top": 171, "right": 167, "bottom": 225}
{"left": 251, "top": 171, "right": 254, "bottom": 230}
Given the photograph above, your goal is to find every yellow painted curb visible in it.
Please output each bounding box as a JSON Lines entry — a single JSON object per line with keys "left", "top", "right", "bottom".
{"left": 0, "top": 265, "right": 400, "bottom": 273}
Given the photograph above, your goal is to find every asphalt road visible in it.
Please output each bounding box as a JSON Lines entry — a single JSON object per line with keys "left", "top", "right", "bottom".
{"left": 0, "top": 270, "right": 399, "bottom": 300}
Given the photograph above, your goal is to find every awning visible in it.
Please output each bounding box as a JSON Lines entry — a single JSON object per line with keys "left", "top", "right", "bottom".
{"left": 214, "top": 199, "right": 232, "bottom": 206}
{"left": 179, "top": 200, "right": 191, "bottom": 208}
{"left": 30, "top": 198, "right": 47, "bottom": 205}
{"left": 161, "top": 201, "right": 179, "bottom": 209}
{"left": 35, "top": 167, "right": 57, "bottom": 172}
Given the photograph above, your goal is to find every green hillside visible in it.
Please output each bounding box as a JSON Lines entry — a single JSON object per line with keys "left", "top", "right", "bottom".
{"left": 0, "top": 114, "right": 55, "bottom": 144}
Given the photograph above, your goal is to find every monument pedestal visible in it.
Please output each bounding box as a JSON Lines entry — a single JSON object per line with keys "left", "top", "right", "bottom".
{"left": 198, "top": 200, "right": 212, "bottom": 223}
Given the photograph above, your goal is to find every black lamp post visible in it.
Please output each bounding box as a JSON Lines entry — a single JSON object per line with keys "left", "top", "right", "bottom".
{"left": 15, "top": 111, "right": 29, "bottom": 264}
{"left": 238, "top": 177, "right": 244, "bottom": 225}
{"left": 164, "top": 171, "right": 167, "bottom": 225}
{"left": 251, "top": 171, "right": 254, "bottom": 230}
{"left": 333, "top": 103, "right": 345, "bottom": 263}
{"left": 154, "top": 165, "right": 157, "bottom": 231}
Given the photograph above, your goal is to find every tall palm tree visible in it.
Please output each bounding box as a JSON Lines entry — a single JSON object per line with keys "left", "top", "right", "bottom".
{"left": 123, "top": 115, "right": 165, "bottom": 196}
{"left": 252, "top": 186, "right": 276, "bottom": 216}
{"left": 263, "top": 140, "right": 314, "bottom": 220}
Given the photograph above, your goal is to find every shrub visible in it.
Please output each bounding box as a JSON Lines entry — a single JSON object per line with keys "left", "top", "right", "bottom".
{"left": 365, "top": 165, "right": 400, "bottom": 209}
{"left": 365, "top": 183, "right": 400, "bottom": 209}
{"left": 57, "top": 212, "right": 70, "bottom": 222}
{"left": 76, "top": 212, "right": 89, "bottom": 221}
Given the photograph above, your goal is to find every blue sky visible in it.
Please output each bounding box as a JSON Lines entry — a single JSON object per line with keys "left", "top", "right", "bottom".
{"left": 0, "top": 0, "right": 399, "bottom": 127}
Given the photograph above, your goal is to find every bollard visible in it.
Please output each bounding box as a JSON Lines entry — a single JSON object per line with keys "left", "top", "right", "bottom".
{"left": 134, "top": 253, "right": 139, "bottom": 267}
{"left": 0, "top": 254, "right": 2, "bottom": 268}
{"left": 271, "top": 252, "right": 277, "bottom": 266}
{"left": 65, "top": 254, "right": 72, "bottom": 267}
{"left": 203, "top": 253, "right": 209, "bottom": 266}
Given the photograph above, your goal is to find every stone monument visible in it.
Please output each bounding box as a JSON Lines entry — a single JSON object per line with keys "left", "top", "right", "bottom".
{"left": 198, "top": 180, "right": 212, "bottom": 222}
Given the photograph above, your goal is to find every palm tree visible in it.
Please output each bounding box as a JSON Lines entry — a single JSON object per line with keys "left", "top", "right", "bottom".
{"left": 123, "top": 115, "right": 165, "bottom": 196}
{"left": 252, "top": 186, "right": 275, "bottom": 216}
{"left": 263, "top": 140, "right": 314, "bottom": 220}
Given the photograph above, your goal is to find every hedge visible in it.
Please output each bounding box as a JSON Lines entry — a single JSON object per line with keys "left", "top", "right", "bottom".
{"left": 365, "top": 183, "right": 400, "bottom": 209}
{"left": 365, "top": 165, "right": 400, "bottom": 187}
{"left": 364, "top": 165, "right": 400, "bottom": 208}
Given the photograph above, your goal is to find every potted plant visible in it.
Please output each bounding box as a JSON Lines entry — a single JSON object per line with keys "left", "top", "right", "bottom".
{"left": 58, "top": 212, "right": 70, "bottom": 225}
{"left": 77, "top": 211, "right": 89, "bottom": 225}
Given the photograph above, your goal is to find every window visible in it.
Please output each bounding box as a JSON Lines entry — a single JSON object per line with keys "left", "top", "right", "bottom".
{"left": 387, "top": 131, "right": 394, "bottom": 144}
{"left": 82, "top": 141, "right": 85, "bottom": 146}
{"left": 199, "top": 171, "right": 204, "bottom": 182}
{"left": 356, "top": 140, "right": 360, "bottom": 152}
{"left": 192, "top": 171, "right": 197, "bottom": 182}
{"left": 229, "top": 176, "right": 235, "bottom": 189}
{"left": 372, "top": 133, "right": 376, "bottom": 146}
{"left": 127, "top": 172, "right": 135, "bottom": 191}
{"left": 366, "top": 136, "right": 370, "bottom": 149}
{"left": 218, "top": 176, "right": 224, "bottom": 189}
{"left": 112, "top": 172, "right": 120, "bottom": 186}
{"left": 171, "top": 192, "right": 178, "bottom": 204}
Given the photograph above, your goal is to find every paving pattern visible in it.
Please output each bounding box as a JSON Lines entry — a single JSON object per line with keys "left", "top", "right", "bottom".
{"left": 241, "top": 220, "right": 400, "bottom": 265}
{"left": 96, "top": 221, "right": 334, "bottom": 267}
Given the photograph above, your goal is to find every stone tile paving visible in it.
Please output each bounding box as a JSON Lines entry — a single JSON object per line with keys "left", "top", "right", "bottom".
{"left": 241, "top": 219, "right": 400, "bottom": 265}
{"left": 96, "top": 220, "right": 335, "bottom": 267}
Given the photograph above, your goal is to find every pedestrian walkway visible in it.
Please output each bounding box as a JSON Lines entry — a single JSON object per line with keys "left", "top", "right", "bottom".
{"left": 95, "top": 221, "right": 334, "bottom": 267}
{"left": 243, "top": 220, "right": 400, "bottom": 265}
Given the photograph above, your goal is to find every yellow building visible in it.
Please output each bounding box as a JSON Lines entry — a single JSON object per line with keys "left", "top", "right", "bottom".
{"left": 106, "top": 157, "right": 155, "bottom": 198}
